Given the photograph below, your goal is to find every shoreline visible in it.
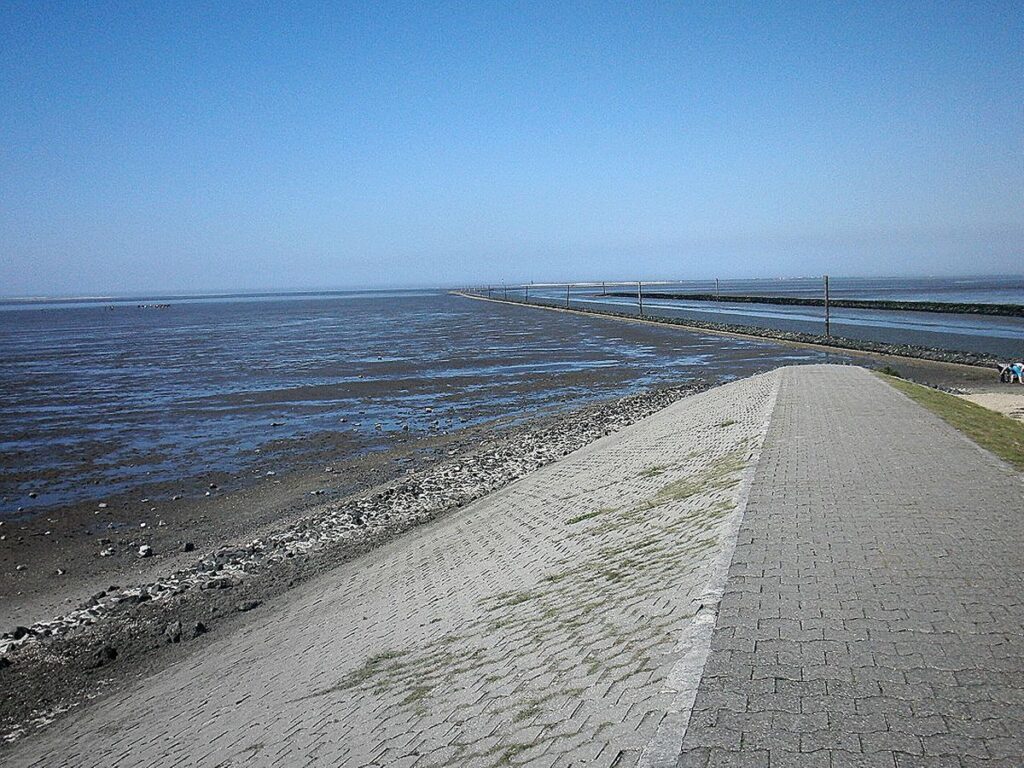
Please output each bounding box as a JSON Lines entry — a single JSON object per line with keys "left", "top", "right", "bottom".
{"left": 0, "top": 381, "right": 705, "bottom": 743}
{"left": 0, "top": 417, "right": 529, "bottom": 628}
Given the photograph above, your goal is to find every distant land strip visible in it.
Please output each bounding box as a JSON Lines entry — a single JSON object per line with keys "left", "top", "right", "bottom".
{"left": 604, "top": 291, "right": 1024, "bottom": 318}
{"left": 454, "top": 292, "right": 1002, "bottom": 369}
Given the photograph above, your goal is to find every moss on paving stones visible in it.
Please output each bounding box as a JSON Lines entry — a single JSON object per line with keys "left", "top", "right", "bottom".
{"left": 291, "top": 441, "right": 754, "bottom": 766}
{"left": 638, "top": 465, "right": 667, "bottom": 478}
{"left": 566, "top": 507, "right": 615, "bottom": 524}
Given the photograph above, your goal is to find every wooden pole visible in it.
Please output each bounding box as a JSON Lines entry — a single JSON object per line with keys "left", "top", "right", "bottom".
{"left": 716, "top": 278, "right": 720, "bottom": 300}
{"left": 565, "top": 284, "right": 570, "bottom": 308}
{"left": 637, "top": 281, "right": 644, "bottom": 316}
{"left": 824, "top": 274, "right": 831, "bottom": 337}
{"left": 602, "top": 281, "right": 606, "bottom": 296}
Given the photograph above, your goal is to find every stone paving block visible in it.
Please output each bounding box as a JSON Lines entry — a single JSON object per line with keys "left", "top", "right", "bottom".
{"left": 894, "top": 754, "right": 964, "bottom": 768}
{"left": 768, "top": 748, "right": 830, "bottom": 768}
{"left": 674, "top": 747, "right": 711, "bottom": 768}
{"left": 830, "top": 752, "right": 898, "bottom": 768}
{"left": 798, "top": 729, "right": 860, "bottom": 753}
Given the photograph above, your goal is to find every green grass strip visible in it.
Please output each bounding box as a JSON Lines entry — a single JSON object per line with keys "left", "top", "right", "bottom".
{"left": 879, "top": 373, "right": 1024, "bottom": 471}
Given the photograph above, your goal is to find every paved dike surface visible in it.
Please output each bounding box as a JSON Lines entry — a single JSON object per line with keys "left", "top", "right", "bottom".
{"left": 5, "top": 365, "right": 1023, "bottom": 767}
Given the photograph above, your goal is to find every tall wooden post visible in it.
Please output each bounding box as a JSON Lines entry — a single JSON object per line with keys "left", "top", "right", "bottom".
{"left": 602, "top": 281, "right": 606, "bottom": 296}
{"left": 824, "top": 274, "right": 831, "bottom": 337}
{"left": 637, "top": 281, "right": 644, "bottom": 316}
{"left": 566, "top": 284, "right": 570, "bottom": 308}
{"left": 716, "top": 278, "right": 720, "bottom": 300}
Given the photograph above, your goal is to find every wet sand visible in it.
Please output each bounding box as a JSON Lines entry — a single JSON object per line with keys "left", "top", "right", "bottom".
{"left": 2, "top": 423, "right": 493, "bottom": 628}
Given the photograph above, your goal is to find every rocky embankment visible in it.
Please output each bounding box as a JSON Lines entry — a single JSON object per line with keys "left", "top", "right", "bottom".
{"left": 605, "top": 291, "right": 1024, "bottom": 318}
{"left": 0, "top": 381, "right": 705, "bottom": 742}
{"left": 468, "top": 295, "right": 1002, "bottom": 368}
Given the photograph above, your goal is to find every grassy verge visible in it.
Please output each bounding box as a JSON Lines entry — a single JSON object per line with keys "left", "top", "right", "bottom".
{"left": 878, "top": 373, "right": 1024, "bottom": 471}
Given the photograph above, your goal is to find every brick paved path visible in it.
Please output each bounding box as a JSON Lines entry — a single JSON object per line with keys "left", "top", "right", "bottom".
{"left": 677, "top": 366, "right": 1024, "bottom": 767}
{"left": 5, "top": 370, "right": 780, "bottom": 767}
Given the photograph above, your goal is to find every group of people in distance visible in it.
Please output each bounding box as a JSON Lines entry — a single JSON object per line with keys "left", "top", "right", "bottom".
{"left": 998, "top": 362, "right": 1024, "bottom": 383}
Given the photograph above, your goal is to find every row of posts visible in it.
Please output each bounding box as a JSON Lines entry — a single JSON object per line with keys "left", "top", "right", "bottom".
{"left": 482, "top": 282, "right": 648, "bottom": 316}
{"left": 475, "top": 276, "right": 832, "bottom": 337}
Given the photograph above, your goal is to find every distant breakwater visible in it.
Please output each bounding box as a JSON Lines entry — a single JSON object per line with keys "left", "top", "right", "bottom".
{"left": 455, "top": 292, "right": 1002, "bottom": 368}
{"left": 604, "top": 291, "right": 1024, "bottom": 318}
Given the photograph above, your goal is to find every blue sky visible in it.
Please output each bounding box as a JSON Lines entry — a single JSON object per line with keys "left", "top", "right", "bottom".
{"left": 1, "top": 1, "right": 1021, "bottom": 295}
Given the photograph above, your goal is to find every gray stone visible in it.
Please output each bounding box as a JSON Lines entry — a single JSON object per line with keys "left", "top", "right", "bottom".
{"left": 164, "top": 621, "right": 182, "bottom": 644}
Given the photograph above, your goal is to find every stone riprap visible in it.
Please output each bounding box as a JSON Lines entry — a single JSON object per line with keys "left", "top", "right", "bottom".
{"left": 457, "top": 293, "right": 1001, "bottom": 368}
{"left": 2, "top": 369, "right": 780, "bottom": 767}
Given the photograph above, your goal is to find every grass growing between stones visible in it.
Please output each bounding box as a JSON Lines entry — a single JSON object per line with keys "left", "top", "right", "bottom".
{"left": 300, "top": 439, "right": 756, "bottom": 767}
{"left": 880, "top": 374, "right": 1024, "bottom": 471}
{"left": 295, "top": 649, "right": 410, "bottom": 701}
{"left": 643, "top": 449, "right": 745, "bottom": 509}
{"left": 485, "top": 589, "right": 538, "bottom": 610}
{"left": 401, "top": 685, "right": 433, "bottom": 706}
{"left": 566, "top": 507, "right": 615, "bottom": 524}
{"left": 638, "top": 465, "right": 667, "bottom": 478}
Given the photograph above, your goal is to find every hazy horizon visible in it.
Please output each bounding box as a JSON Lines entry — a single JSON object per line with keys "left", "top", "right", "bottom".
{"left": 2, "top": 2, "right": 1021, "bottom": 296}
{"left": 4, "top": 272, "right": 1024, "bottom": 303}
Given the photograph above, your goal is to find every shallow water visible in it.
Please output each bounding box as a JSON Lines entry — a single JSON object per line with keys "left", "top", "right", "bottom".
{"left": 1, "top": 290, "right": 841, "bottom": 514}
{"left": 522, "top": 276, "right": 1024, "bottom": 358}
{"left": 670, "top": 276, "right": 1024, "bottom": 304}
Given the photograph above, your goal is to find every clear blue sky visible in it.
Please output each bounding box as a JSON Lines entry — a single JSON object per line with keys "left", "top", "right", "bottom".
{"left": 1, "top": 1, "right": 1021, "bottom": 295}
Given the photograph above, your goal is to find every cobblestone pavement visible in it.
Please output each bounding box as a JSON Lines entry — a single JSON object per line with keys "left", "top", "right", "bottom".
{"left": 5, "top": 372, "right": 781, "bottom": 767}
{"left": 677, "top": 366, "right": 1024, "bottom": 767}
